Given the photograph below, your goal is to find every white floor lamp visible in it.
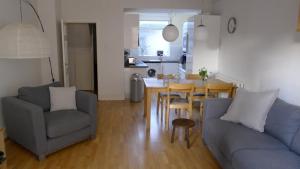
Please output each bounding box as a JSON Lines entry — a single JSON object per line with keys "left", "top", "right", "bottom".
{"left": 0, "top": 0, "right": 55, "bottom": 82}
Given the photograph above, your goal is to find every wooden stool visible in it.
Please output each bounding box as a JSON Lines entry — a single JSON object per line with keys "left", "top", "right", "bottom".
{"left": 171, "top": 118, "right": 195, "bottom": 149}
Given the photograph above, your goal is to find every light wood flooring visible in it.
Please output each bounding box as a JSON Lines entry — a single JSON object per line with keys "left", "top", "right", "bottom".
{"left": 5, "top": 99, "right": 220, "bottom": 169}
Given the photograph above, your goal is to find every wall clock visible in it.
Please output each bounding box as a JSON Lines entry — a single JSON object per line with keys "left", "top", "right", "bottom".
{"left": 227, "top": 17, "right": 237, "bottom": 34}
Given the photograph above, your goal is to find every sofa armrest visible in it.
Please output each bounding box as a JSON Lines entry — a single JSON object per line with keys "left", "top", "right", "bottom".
{"left": 203, "top": 98, "right": 232, "bottom": 121}
{"left": 2, "top": 97, "right": 47, "bottom": 157}
{"left": 76, "top": 91, "right": 97, "bottom": 114}
{"left": 76, "top": 91, "right": 97, "bottom": 137}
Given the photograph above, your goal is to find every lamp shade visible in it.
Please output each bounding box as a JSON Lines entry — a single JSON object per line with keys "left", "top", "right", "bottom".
{"left": 0, "top": 23, "right": 51, "bottom": 59}
{"left": 196, "top": 25, "right": 208, "bottom": 41}
{"left": 162, "top": 24, "right": 179, "bottom": 42}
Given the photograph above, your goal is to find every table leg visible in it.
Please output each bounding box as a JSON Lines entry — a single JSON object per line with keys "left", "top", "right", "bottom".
{"left": 145, "top": 88, "right": 152, "bottom": 131}
{"left": 144, "top": 84, "right": 147, "bottom": 117}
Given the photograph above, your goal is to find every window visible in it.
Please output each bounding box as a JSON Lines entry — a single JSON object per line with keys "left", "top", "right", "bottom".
{"left": 136, "top": 21, "right": 170, "bottom": 56}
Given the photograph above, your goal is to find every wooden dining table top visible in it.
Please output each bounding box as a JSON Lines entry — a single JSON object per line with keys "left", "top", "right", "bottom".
{"left": 143, "top": 78, "right": 226, "bottom": 89}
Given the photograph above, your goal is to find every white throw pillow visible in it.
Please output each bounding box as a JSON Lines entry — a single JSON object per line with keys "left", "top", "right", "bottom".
{"left": 221, "top": 88, "right": 279, "bottom": 132}
{"left": 49, "top": 86, "right": 77, "bottom": 111}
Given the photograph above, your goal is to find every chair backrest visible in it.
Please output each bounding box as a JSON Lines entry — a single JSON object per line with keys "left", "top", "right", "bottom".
{"left": 157, "top": 74, "right": 176, "bottom": 80}
{"left": 167, "top": 83, "right": 195, "bottom": 111}
{"left": 205, "top": 83, "right": 234, "bottom": 98}
{"left": 185, "top": 74, "right": 201, "bottom": 80}
{"left": 168, "top": 83, "right": 194, "bottom": 92}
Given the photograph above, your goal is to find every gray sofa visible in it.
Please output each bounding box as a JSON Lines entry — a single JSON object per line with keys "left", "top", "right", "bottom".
{"left": 2, "top": 82, "right": 97, "bottom": 160}
{"left": 203, "top": 98, "right": 300, "bottom": 169}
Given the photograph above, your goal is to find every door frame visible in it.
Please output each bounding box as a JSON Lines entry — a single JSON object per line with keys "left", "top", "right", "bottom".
{"left": 61, "top": 19, "right": 99, "bottom": 96}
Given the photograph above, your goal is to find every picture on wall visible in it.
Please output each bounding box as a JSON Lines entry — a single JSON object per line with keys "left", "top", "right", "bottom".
{"left": 298, "top": 2, "right": 300, "bottom": 31}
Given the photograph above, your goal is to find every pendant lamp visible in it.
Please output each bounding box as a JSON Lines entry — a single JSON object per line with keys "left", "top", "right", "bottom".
{"left": 195, "top": 15, "right": 208, "bottom": 41}
{"left": 162, "top": 13, "right": 179, "bottom": 42}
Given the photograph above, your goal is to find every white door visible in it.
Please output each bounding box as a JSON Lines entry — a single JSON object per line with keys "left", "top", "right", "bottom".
{"left": 61, "top": 20, "right": 70, "bottom": 87}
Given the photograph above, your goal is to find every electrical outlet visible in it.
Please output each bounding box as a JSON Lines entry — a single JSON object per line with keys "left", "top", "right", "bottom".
{"left": 237, "top": 83, "right": 245, "bottom": 88}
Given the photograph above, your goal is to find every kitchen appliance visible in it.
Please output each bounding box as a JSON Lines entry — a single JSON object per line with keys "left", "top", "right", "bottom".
{"left": 128, "top": 57, "right": 136, "bottom": 65}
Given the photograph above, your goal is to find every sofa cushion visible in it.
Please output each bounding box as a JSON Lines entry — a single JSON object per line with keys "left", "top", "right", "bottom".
{"left": 45, "top": 110, "right": 90, "bottom": 138}
{"left": 214, "top": 120, "right": 288, "bottom": 161}
{"left": 18, "top": 82, "right": 62, "bottom": 111}
{"left": 221, "top": 88, "right": 278, "bottom": 132}
{"left": 265, "top": 99, "right": 300, "bottom": 146}
{"left": 232, "top": 149, "right": 300, "bottom": 169}
{"left": 291, "top": 129, "right": 300, "bottom": 155}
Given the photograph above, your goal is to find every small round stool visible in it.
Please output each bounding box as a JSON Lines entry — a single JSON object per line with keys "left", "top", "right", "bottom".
{"left": 171, "top": 118, "right": 195, "bottom": 149}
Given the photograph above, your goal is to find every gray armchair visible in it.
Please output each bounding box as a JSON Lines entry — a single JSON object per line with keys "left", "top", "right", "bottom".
{"left": 2, "top": 83, "right": 97, "bottom": 160}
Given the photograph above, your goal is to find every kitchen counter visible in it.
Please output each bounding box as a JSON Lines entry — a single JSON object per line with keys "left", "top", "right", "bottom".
{"left": 125, "top": 60, "right": 148, "bottom": 68}
{"left": 143, "top": 60, "right": 180, "bottom": 64}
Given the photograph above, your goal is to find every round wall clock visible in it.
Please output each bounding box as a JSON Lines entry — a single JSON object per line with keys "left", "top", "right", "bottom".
{"left": 227, "top": 17, "right": 237, "bottom": 34}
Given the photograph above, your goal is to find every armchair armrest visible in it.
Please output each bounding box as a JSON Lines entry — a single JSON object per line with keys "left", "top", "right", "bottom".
{"left": 76, "top": 91, "right": 97, "bottom": 137}
{"left": 203, "top": 98, "right": 232, "bottom": 121}
{"left": 76, "top": 91, "right": 97, "bottom": 114}
{"left": 2, "top": 97, "right": 47, "bottom": 158}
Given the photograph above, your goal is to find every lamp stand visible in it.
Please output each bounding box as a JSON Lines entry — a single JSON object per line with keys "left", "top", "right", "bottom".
{"left": 21, "top": 0, "right": 55, "bottom": 82}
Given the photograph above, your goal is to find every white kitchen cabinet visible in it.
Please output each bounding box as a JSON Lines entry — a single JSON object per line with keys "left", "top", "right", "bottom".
{"left": 124, "top": 14, "right": 139, "bottom": 49}
{"left": 146, "top": 63, "right": 179, "bottom": 76}
{"left": 163, "top": 63, "right": 179, "bottom": 75}
{"left": 146, "top": 63, "right": 162, "bottom": 75}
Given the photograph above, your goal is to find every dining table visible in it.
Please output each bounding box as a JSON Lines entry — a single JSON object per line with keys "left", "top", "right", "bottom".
{"left": 143, "top": 77, "right": 229, "bottom": 131}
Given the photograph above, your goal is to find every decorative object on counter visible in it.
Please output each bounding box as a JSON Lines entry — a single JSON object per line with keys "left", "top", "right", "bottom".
{"left": 162, "top": 13, "right": 179, "bottom": 42}
{"left": 196, "top": 15, "right": 208, "bottom": 41}
{"left": 227, "top": 17, "right": 237, "bottom": 34}
{"left": 0, "top": 0, "right": 54, "bottom": 82}
{"left": 157, "top": 50, "right": 164, "bottom": 56}
{"left": 199, "top": 67, "right": 208, "bottom": 81}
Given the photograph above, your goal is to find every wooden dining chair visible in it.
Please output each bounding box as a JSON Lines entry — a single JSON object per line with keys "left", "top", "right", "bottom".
{"left": 185, "top": 74, "right": 206, "bottom": 118}
{"left": 205, "top": 83, "right": 235, "bottom": 99}
{"left": 156, "top": 74, "right": 180, "bottom": 120}
{"left": 166, "top": 83, "right": 194, "bottom": 127}
{"left": 185, "top": 74, "right": 206, "bottom": 100}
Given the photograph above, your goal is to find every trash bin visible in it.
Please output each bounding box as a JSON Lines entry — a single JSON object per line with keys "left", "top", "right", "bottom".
{"left": 130, "top": 74, "right": 144, "bottom": 102}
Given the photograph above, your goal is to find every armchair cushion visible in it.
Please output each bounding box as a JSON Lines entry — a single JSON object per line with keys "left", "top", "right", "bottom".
{"left": 18, "top": 82, "right": 62, "bottom": 111}
{"left": 45, "top": 110, "right": 90, "bottom": 138}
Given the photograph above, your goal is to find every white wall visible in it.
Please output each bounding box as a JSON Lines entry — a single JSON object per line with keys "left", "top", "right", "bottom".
{"left": 0, "top": 0, "right": 42, "bottom": 127}
{"left": 61, "top": 0, "right": 212, "bottom": 100}
{"left": 193, "top": 15, "right": 220, "bottom": 74}
{"left": 214, "top": 0, "right": 300, "bottom": 105}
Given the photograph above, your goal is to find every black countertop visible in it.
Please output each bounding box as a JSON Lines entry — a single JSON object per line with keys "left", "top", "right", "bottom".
{"left": 142, "top": 60, "right": 180, "bottom": 63}
{"left": 125, "top": 60, "right": 148, "bottom": 68}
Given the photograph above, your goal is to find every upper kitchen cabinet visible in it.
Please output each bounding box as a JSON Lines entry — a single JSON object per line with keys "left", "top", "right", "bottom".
{"left": 124, "top": 14, "right": 139, "bottom": 49}
{"left": 184, "top": 15, "right": 221, "bottom": 74}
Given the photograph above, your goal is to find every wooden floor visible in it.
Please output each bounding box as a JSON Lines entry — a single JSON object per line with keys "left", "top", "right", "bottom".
{"left": 5, "top": 99, "right": 220, "bottom": 169}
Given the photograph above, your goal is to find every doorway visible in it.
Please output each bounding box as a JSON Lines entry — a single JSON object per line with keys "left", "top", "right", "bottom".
{"left": 62, "top": 23, "right": 98, "bottom": 95}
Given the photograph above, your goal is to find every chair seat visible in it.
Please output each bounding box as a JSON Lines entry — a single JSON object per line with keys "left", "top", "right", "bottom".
{"left": 159, "top": 92, "right": 180, "bottom": 98}
{"left": 193, "top": 93, "right": 205, "bottom": 97}
{"left": 170, "top": 98, "right": 189, "bottom": 105}
{"left": 45, "top": 110, "right": 91, "bottom": 138}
